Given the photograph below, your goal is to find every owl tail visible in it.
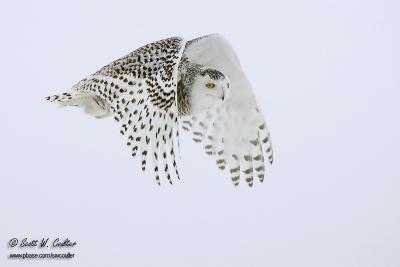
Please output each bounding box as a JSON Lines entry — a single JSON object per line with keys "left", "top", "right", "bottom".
{"left": 45, "top": 91, "right": 80, "bottom": 105}
{"left": 45, "top": 91, "right": 111, "bottom": 118}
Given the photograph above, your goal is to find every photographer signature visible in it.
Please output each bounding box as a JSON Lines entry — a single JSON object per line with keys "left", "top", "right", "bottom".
{"left": 9, "top": 238, "right": 77, "bottom": 248}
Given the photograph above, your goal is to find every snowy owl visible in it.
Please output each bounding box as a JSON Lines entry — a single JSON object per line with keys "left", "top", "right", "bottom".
{"left": 46, "top": 34, "right": 273, "bottom": 187}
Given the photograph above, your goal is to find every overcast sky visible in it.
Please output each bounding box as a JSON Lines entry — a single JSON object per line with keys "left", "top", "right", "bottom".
{"left": 1, "top": 0, "right": 399, "bottom": 266}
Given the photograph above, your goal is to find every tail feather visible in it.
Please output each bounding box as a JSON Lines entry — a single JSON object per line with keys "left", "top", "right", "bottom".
{"left": 45, "top": 92, "right": 75, "bottom": 104}
{"left": 45, "top": 91, "right": 110, "bottom": 118}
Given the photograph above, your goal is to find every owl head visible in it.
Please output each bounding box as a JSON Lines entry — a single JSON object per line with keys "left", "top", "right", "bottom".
{"left": 188, "top": 68, "right": 229, "bottom": 114}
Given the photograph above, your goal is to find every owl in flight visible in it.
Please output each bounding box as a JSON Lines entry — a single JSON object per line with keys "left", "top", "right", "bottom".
{"left": 46, "top": 34, "right": 273, "bottom": 187}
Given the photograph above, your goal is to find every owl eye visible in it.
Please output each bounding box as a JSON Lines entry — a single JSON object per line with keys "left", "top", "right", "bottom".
{"left": 205, "top": 82, "right": 215, "bottom": 89}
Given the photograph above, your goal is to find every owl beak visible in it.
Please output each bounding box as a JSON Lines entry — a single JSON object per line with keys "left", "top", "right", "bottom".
{"left": 221, "top": 88, "right": 225, "bottom": 101}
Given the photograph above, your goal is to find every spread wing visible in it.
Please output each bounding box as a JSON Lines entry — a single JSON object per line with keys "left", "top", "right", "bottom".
{"left": 182, "top": 34, "right": 273, "bottom": 187}
{"left": 63, "top": 37, "right": 185, "bottom": 185}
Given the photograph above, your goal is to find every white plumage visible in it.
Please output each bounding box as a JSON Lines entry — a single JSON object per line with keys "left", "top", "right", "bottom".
{"left": 46, "top": 34, "right": 273, "bottom": 187}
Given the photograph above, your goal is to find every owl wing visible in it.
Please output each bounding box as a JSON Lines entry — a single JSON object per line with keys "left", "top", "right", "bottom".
{"left": 49, "top": 37, "right": 186, "bottom": 185}
{"left": 182, "top": 34, "right": 273, "bottom": 187}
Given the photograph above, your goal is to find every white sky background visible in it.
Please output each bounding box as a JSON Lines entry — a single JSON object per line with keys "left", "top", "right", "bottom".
{"left": 0, "top": 0, "right": 399, "bottom": 266}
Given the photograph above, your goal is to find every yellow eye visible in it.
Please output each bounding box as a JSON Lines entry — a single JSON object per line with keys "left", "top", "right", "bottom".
{"left": 206, "top": 82, "right": 215, "bottom": 89}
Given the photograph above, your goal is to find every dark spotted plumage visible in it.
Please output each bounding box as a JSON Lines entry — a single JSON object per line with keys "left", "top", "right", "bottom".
{"left": 177, "top": 80, "right": 190, "bottom": 116}
{"left": 200, "top": 68, "right": 225, "bottom": 80}
{"left": 47, "top": 37, "right": 186, "bottom": 185}
{"left": 46, "top": 34, "right": 274, "bottom": 187}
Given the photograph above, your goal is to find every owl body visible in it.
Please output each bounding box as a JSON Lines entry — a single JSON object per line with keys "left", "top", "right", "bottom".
{"left": 49, "top": 60, "right": 225, "bottom": 119}
{"left": 46, "top": 34, "right": 273, "bottom": 187}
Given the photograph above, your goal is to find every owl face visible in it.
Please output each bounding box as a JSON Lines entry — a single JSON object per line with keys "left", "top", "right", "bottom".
{"left": 189, "top": 68, "right": 229, "bottom": 114}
